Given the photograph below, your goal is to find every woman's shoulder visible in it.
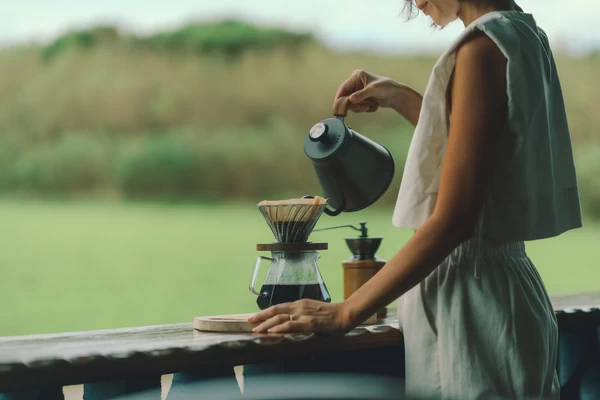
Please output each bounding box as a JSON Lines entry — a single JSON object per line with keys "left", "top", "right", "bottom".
{"left": 473, "top": 11, "right": 546, "bottom": 53}
{"left": 471, "top": 10, "right": 537, "bottom": 32}
{"left": 455, "top": 31, "right": 505, "bottom": 64}
{"left": 443, "top": 11, "right": 539, "bottom": 57}
{"left": 451, "top": 31, "right": 507, "bottom": 87}
{"left": 434, "top": 12, "right": 505, "bottom": 66}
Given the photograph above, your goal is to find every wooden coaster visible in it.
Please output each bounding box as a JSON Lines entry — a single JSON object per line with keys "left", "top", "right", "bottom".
{"left": 193, "top": 314, "right": 258, "bottom": 333}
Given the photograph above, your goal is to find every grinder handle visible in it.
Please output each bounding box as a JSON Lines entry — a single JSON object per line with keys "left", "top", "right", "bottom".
{"left": 333, "top": 95, "right": 379, "bottom": 117}
{"left": 250, "top": 256, "right": 274, "bottom": 296}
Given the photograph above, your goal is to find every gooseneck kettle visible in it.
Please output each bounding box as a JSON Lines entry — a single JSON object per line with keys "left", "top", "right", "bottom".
{"left": 303, "top": 96, "right": 395, "bottom": 216}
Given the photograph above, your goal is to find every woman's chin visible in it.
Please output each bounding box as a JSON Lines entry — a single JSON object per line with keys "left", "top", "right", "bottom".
{"left": 428, "top": 13, "right": 443, "bottom": 26}
{"left": 431, "top": 15, "right": 457, "bottom": 27}
{"left": 431, "top": 17, "right": 445, "bottom": 27}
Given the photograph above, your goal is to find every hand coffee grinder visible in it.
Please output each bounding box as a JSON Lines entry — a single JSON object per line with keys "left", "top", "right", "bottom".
{"left": 313, "top": 221, "right": 387, "bottom": 322}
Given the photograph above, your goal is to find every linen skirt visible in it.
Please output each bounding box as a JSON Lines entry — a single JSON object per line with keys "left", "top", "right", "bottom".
{"left": 398, "top": 236, "right": 560, "bottom": 399}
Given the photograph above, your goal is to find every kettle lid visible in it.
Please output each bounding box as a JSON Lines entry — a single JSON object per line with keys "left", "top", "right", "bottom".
{"left": 304, "top": 117, "right": 348, "bottom": 161}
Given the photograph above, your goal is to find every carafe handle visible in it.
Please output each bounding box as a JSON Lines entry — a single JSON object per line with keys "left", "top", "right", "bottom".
{"left": 250, "top": 256, "right": 274, "bottom": 296}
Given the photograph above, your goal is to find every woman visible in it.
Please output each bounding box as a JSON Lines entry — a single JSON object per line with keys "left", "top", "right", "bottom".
{"left": 249, "top": 0, "right": 582, "bottom": 398}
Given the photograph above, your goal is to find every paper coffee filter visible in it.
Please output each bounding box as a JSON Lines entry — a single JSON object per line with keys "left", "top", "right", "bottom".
{"left": 257, "top": 196, "right": 327, "bottom": 207}
{"left": 258, "top": 196, "right": 327, "bottom": 222}
{"left": 257, "top": 196, "right": 328, "bottom": 242}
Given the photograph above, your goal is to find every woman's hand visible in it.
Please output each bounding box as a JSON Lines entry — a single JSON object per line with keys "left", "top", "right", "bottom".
{"left": 335, "top": 70, "right": 402, "bottom": 112}
{"left": 335, "top": 69, "right": 423, "bottom": 127}
{"left": 247, "top": 299, "right": 354, "bottom": 335}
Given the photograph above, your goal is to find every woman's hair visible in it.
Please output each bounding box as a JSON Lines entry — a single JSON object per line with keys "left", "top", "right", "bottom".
{"left": 401, "top": 0, "right": 523, "bottom": 21}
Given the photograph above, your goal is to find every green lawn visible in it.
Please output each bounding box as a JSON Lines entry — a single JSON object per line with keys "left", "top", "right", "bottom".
{"left": 1, "top": 200, "right": 598, "bottom": 336}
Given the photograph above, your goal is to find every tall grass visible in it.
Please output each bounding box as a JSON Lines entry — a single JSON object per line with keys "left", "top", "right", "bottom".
{"left": 0, "top": 42, "right": 427, "bottom": 138}
{"left": 0, "top": 22, "right": 598, "bottom": 214}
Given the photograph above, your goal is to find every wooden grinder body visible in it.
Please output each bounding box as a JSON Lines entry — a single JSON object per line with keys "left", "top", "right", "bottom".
{"left": 342, "top": 257, "right": 387, "bottom": 320}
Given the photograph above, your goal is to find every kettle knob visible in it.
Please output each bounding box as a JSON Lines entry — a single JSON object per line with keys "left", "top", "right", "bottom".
{"left": 309, "top": 122, "right": 328, "bottom": 142}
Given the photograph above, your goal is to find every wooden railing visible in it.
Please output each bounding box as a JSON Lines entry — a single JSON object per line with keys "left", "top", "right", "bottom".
{"left": 0, "top": 292, "right": 598, "bottom": 395}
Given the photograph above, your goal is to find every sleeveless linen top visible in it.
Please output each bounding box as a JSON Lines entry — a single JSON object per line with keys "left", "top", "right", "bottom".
{"left": 392, "top": 11, "right": 582, "bottom": 240}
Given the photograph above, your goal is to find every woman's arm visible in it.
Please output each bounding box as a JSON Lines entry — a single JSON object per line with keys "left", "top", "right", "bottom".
{"left": 345, "top": 33, "right": 508, "bottom": 326}
{"left": 249, "top": 33, "right": 508, "bottom": 334}
{"left": 333, "top": 70, "right": 424, "bottom": 128}
{"left": 389, "top": 85, "right": 423, "bottom": 128}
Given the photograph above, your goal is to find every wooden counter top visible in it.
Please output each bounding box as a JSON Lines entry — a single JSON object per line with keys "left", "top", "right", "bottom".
{"left": 0, "top": 292, "right": 598, "bottom": 391}
{"left": 0, "top": 314, "right": 401, "bottom": 391}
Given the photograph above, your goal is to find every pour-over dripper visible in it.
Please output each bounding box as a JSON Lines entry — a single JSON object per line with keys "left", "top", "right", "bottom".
{"left": 257, "top": 197, "right": 327, "bottom": 243}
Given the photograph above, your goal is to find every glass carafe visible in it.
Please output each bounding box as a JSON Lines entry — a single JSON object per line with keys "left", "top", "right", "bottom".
{"left": 250, "top": 250, "right": 331, "bottom": 310}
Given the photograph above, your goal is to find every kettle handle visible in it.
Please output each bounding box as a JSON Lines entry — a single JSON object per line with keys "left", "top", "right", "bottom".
{"left": 323, "top": 202, "right": 344, "bottom": 216}
{"left": 333, "top": 95, "right": 379, "bottom": 117}
{"left": 303, "top": 195, "right": 345, "bottom": 216}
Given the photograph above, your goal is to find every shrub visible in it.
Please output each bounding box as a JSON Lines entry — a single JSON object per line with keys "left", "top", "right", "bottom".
{"left": 112, "top": 121, "right": 323, "bottom": 201}
{"left": 41, "top": 20, "right": 313, "bottom": 62}
{"left": 10, "top": 134, "right": 111, "bottom": 194}
{"left": 115, "top": 133, "right": 203, "bottom": 199}
{"left": 42, "top": 26, "right": 123, "bottom": 61}
{"left": 140, "top": 20, "right": 313, "bottom": 58}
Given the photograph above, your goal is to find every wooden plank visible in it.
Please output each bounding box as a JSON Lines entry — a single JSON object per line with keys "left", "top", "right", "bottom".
{"left": 550, "top": 291, "right": 600, "bottom": 310}
{"left": 551, "top": 291, "right": 600, "bottom": 326}
{"left": 0, "top": 316, "right": 401, "bottom": 391}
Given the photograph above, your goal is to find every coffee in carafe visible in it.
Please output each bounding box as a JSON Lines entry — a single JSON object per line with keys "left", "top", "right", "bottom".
{"left": 253, "top": 249, "right": 331, "bottom": 310}
{"left": 257, "top": 283, "right": 331, "bottom": 310}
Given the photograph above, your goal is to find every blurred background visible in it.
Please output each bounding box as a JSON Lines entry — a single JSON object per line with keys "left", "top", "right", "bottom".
{"left": 1, "top": 0, "right": 599, "bottom": 336}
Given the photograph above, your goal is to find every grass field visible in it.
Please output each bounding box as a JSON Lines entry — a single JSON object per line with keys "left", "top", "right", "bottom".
{"left": 1, "top": 200, "right": 598, "bottom": 336}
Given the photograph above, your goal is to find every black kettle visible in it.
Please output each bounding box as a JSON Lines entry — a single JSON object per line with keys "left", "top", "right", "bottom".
{"left": 303, "top": 96, "right": 395, "bottom": 216}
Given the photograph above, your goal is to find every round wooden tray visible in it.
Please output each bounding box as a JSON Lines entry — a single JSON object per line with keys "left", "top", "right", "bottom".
{"left": 193, "top": 309, "right": 390, "bottom": 333}
{"left": 193, "top": 314, "right": 258, "bottom": 332}
{"left": 256, "top": 242, "right": 328, "bottom": 251}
